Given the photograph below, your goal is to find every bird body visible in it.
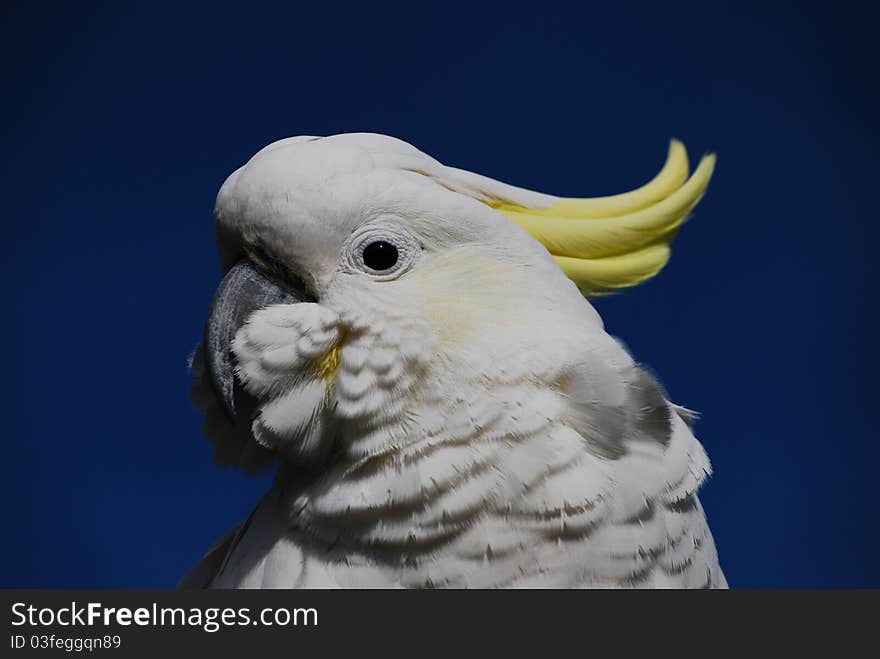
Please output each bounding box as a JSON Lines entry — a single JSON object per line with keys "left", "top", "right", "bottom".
{"left": 184, "top": 133, "right": 726, "bottom": 588}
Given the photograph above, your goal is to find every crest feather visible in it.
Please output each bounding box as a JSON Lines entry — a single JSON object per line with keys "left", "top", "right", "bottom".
{"left": 441, "top": 139, "right": 715, "bottom": 295}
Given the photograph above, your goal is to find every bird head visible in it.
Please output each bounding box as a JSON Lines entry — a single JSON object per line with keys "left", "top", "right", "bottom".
{"left": 195, "top": 133, "right": 714, "bottom": 467}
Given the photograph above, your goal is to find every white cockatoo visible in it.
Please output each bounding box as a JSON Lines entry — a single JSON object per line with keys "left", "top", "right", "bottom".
{"left": 182, "top": 133, "right": 726, "bottom": 588}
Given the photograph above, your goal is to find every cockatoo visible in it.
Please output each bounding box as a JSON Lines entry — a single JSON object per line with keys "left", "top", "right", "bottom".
{"left": 182, "top": 133, "right": 726, "bottom": 588}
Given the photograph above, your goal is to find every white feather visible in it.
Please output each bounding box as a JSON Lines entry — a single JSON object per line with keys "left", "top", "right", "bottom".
{"left": 187, "top": 134, "right": 726, "bottom": 589}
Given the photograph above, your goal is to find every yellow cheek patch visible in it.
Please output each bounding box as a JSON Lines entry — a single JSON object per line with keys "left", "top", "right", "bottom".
{"left": 488, "top": 139, "right": 716, "bottom": 295}
{"left": 313, "top": 340, "right": 343, "bottom": 383}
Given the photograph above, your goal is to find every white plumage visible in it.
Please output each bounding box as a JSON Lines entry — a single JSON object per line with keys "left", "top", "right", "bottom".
{"left": 183, "top": 133, "right": 726, "bottom": 588}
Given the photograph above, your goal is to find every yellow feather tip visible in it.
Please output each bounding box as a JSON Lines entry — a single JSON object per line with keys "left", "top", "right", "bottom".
{"left": 491, "top": 139, "right": 715, "bottom": 295}
{"left": 314, "top": 342, "right": 343, "bottom": 383}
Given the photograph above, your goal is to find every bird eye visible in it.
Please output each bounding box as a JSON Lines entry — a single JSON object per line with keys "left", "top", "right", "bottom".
{"left": 361, "top": 240, "right": 399, "bottom": 271}
{"left": 346, "top": 223, "right": 419, "bottom": 281}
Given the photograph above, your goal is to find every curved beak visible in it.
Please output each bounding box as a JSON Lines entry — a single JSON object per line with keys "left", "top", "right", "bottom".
{"left": 203, "top": 259, "right": 310, "bottom": 420}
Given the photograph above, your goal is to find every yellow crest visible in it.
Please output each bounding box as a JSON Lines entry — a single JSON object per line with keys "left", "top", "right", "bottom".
{"left": 487, "top": 140, "right": 715, "bottom": 295}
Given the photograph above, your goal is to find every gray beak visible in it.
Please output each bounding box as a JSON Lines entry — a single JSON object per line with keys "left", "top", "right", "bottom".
{"left": 204, "top": 259, "right": 311, "bottom": 420}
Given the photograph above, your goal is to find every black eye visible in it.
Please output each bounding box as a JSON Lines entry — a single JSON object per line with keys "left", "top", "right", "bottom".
{"left": 361, "top": 240, "right": 399, "bottom": 271}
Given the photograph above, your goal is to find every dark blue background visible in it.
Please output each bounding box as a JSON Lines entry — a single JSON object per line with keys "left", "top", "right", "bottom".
{"left": 2, "top": 1, "right": 877, "bottom": 588}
